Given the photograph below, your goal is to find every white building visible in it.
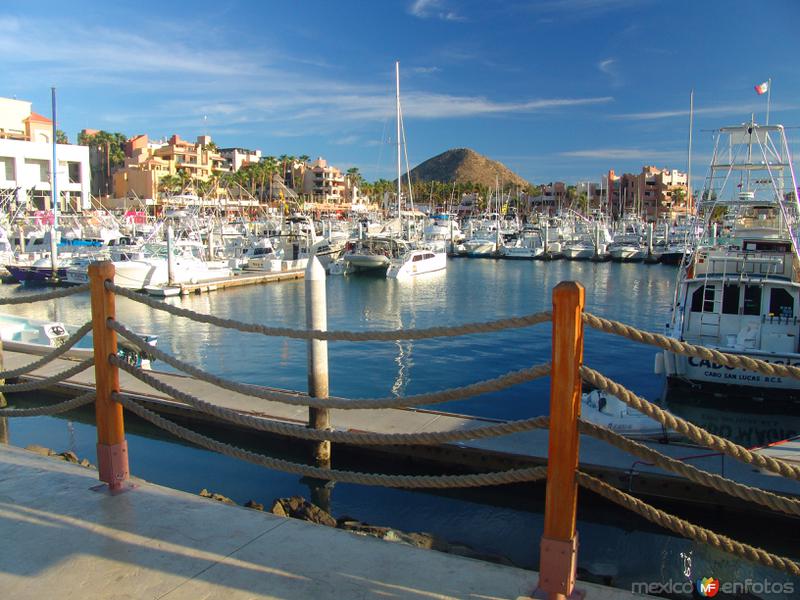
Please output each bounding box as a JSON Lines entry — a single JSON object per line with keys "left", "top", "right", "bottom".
{"left": 219, "top": 147, "right": 262, "bottom": 172}
{"left": 0, "top": 140, "right": 90, "bottom": 211}
{"left": 0, "top": 97, "right": 91, "bottom": 211}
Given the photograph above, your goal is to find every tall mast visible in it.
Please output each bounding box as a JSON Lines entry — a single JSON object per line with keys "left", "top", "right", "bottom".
{"left": 395, "top": 61, "right": 402, "bottom": 223}
{"left": 687, "top": 89, "right": 694, "bottom": 215}
{"left": 50, "top": 87, "right": 59, "bottom": 274}
{"left": 51, "top": 87, "right": 58, "bottom": 229}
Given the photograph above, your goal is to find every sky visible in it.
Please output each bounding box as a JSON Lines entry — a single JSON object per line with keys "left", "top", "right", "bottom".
{"left": 2, "top": 0, "right": 799, "bottom": 187}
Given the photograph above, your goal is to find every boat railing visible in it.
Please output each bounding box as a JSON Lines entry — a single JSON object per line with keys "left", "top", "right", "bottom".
{"left": 1, "top": 267, "right": 799, "bottom": 594}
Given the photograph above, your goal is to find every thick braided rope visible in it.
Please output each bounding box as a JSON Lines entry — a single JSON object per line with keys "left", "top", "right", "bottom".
{"left": 584, "top": 312, "right": 800, "bottom": 381}
{"left": 577, "top": 471, "right": 800, "bottom": 576}
{"left": 0, "top": 391, "right": 95, "bottom": 417}
{"left": 108, "top": 324, "right": 551, "bottom": 409}
{"left": 578, "top": 420, "right": 800, "bottom": 517}
{"left": 108, "top": 282, "right": 552, "bottom": 341}
{"left": 117, "top": 395, "right": 549, "bottom": 488}
{"left": 0, "top": 322, "right": 92, "bottom": 379}
{"left": 0, "top": 283, "right": 90, "bottom": 305}
{"left": 110, "top": 379, "right": 548, "bottom": 445}
{"left": 0, "top": 358, "right": 95, "bottom": 393}
{"left": 581, "top": 366, "right": 800, "bottom": 481}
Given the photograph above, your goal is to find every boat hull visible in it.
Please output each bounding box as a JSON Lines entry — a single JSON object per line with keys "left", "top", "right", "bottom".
{"left": 343, "top": 252, "right": 390, "bottom": 272}
{"left": 5, "top": 265, "right": 67, "bottom": 283}
{"left": 662, "top": 349, "right": 800, "bottom": 402}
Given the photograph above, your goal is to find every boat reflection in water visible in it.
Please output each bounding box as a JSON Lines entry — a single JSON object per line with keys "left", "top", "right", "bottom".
{"left": 664, "top": 387, "right": 800, "bottom": 448}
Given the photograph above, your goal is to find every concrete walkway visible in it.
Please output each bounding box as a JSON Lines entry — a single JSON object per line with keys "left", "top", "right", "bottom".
{"left": 0, "top": 445, "right": 650, "bottom": 600}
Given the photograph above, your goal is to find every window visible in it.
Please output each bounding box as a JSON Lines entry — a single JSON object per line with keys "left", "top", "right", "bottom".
{"left": 0, "top": 157, "right": 14, "bottom": 181}
{"left": 743, "top": 285, "right": 761, "bottom": 315}
{"left": 722, "top": 284, "right": 740, "bottom": 314}
{"left": 769, "top": 288, "right": 794, "bottom": 318}
{"left": 68, "top": 162, "right": 81, "bottom": 184}
{"left": 691, "top": 285, "right": 721, "bottom": 313}
{"left": 703, "top": 285, "right": 716, "bottom": 312}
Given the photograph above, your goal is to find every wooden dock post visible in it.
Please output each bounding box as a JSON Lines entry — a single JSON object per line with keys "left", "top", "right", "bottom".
{"left": 89, "top": 261, "right": 130, "bottom": 492}
{"left": 537, "top": 281, "right": 585, "bottom": 600}
{"left": 306, "top": 256, "right": 330, "bottom": 466}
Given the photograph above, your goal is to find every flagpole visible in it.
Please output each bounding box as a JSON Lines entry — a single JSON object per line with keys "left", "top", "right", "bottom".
{"left": 766, "top": 78, "right": 772, "bottom": 125}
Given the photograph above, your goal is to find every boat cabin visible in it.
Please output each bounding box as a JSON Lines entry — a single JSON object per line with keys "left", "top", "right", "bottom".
{"left": 681, "top": 277, "right": 799, "bottom": 354}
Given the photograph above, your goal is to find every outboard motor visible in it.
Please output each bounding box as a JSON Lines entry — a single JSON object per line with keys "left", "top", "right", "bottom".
{"left": 41, "top": 322, "right": 70, "bottom": 347}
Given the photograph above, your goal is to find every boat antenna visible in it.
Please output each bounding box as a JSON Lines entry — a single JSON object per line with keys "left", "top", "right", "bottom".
{"left": 395, "top": 60, "right": 402, "bottom": 227}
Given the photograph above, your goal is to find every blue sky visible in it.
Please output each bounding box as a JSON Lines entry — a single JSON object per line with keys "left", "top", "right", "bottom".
{"left": 2, "top": 0, "right": 799, "bottom": 186}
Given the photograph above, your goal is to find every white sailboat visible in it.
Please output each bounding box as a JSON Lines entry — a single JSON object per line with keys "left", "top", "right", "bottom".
{"left": 384, "top": 61, "right": 447, "bottom": 279}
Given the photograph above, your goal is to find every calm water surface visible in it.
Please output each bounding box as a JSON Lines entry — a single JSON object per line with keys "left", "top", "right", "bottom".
{"left": 2, "top": 259, "right": 798, "bottom": 597}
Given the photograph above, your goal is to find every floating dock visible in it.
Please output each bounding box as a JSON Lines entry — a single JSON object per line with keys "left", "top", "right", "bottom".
{"left": 0, "top": 444, "right": 649, "bottom": 600}
{"left": 143, "top": 268, "right": 305, "bottom": 297}
{"left": 5, "top": 350, "right": 799, "bottom": 509}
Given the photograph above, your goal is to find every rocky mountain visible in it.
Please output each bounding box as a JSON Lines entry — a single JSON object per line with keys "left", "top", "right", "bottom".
{"left": 406, "top": 148, "right": 529, "bottom": 189}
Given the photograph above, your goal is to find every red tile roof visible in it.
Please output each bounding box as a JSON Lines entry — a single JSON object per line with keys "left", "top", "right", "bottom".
{"left": 26, "top": 112, "right": 52, "bottom": 123}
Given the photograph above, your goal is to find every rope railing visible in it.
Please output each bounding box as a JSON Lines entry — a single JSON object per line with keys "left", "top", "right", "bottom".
{"left": 583, "top": 312, "right": 800, "bottom": 381}
{"left": 0, "top": 283, "right": 90, "bottom": 305}
{"left": 0, "top": 357, "right": 95, "bottom": 393}
{"left": 107, "top": 282, "right": 553, "bottom": 341}
{"left": 0, "top": 322, "right": 92, "bottom": 379}
{"left": 109, "top": 374, "right": 549, "bottom": 445}
{"left": 108, "top": 323, "right": 551, "bottom": 410}
{"left": 577, "top": 471, "right": 800, "bottom": 577}
{"left": 116, "top": 394, "right": 550, "bottom": 489}
{"left": 578, "top": 420, "right": 800, "bottom": 517}
{"left": 581, "top": 365, "right": 800, "bottom": 481}
{"left": 6, "top": 270, "right": 794, "bottom": 596}
{"left": 0, "top": 391, "right": 96, "bottom": 417}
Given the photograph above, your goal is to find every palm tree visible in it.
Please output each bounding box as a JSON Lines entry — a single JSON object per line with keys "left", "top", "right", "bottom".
{"left": 158, "top": 174, "right": 182, "bottom": 197}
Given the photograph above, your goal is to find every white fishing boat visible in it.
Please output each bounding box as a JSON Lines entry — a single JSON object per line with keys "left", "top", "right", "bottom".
{"left": 462, "top": 228, "right": 499, "bottom": 257}
{"left": 342, "top": 237, "right": 406, "bottom": 274}
{"left": 609, "top": 242, "right": 646, "bottom": 262}
{"left": 581, "top": 390, "right": 668, "bottom": 440}
{"left": 658, "top": 120, "right": 800, "bottom": 402}
{"left": 72, "top": 240, "right": 232, "bottom": 290}
{"left": 500, "top": 227, "right": 545, "bottom": 259}
{"left": 0, "top": 313, "right": 157, "bottom": 368}
{"left": 386, "top": 246, "right": 447, "bottom": 278}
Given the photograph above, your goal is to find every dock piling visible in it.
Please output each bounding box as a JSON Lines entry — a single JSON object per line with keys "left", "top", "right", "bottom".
{"left": 305, "top": 256, "right": 331, "bottom": 467}
{"left": 89, "top": 261, "right": 130, "bottom": 492}
{"left": 537, "top": 281, "right": 585, "bottom": 600}
{"left": 0, "top": 338, "right": 7, "bottom": 444}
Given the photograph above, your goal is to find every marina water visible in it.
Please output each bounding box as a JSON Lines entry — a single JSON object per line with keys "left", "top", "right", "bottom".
{"left": 2, "top": 259, "right": 798, "bottom": 597}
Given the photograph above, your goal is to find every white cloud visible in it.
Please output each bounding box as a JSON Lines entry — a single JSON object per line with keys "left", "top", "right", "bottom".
{"left": 408, "top": 0, "right": 465, "bottom": 21}
{"left": 410, "top": 66, "right": 442, "bottom": 75}
{"left": 560, "top": 148, "right": 686, "bottom": 161}
{"left": 598, "top": 58, "right": 615, "bottom": 74}
{"left": 597, "top": 58, "right": 622, "bottom": 86}
{"left": 0, "top": 14, "right": 615, "bottom": 143}
{"left": 613, "top": 102, "right": 799, "bottom": 121}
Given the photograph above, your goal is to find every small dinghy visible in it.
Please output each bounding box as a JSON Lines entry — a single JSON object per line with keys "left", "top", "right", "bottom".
{"left": 581, "top": 389, "right": 669, "bottom": 440}
{"left": 0, "top": 314, "right": 157, "bottom": 369}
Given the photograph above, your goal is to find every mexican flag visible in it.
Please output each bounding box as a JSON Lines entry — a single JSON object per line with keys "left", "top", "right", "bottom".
{"left": 754, "top": 81, "right": 769, "bottom": 95}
